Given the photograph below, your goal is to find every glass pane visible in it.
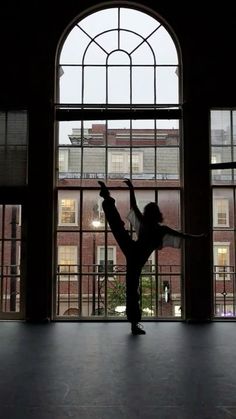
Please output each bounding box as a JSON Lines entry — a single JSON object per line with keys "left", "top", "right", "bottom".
{"left": 0, "top": 204, "right": 22, "bottom": 314}
{"left": 156, "top": 147, "right": 179, "bottom": 180}
{"left": 59, "top": 26, "right": 90, "bottom": 64}
{"left": 58, "top": 191, "right": 80, "bottom": 227}
{"left": 83, "top": 42, "right": 107, "bottom": 65}
{"left": 158, "top": 190, "right": 181, "bottom": 229}
{"left": 4, "top": 205, "right": 21, "bottom": 239}
{"left": 96, "top": 31, "right": 118, "bottom": 53}
{"left": 211, "top": 110, "right": 231, "bottom": 145}
{"left": 120, "top": 8, "right": 159, "bottom": 38}
{"left": 108, "top": 67, "right": 130, "bottom": 103}
{"left": 79, "top": 8, "right": 118, "bottom": 37}
{"left": 212, "top": 188, "right": 234, "bottom": 228}
{"left": 83, "top": 67, "right": 106, "bottom": 103}
{"left": 82, "top": 191, "right": 104, "bottom": 230}
{"left": 83, "top": 147, "right": 106, "bottom": 179}
{"left": 0, "top": 111, "right": 28, "bottom": 186}
{"left": 7, "top": 111, "right": 27, "bottom": 145}
{"left": 58, "top": 121, "right": 81, "bottom": 145}
{"left": 132, "top": 147, "right": 155, "bottom": 180}
{"left": 131, "top": 41, "right": 155, "bottom": 65}
{"left": 156, "top": 67, "right": 179, "bottom": 104}
{"left": 59, "top": 66, "right": 82, "bottom": 103}
{"left": 148, "top": 26, "right": 178, "bottom": 64}
{"left": 132, "top": 67, "right": 155, "bottom": 103}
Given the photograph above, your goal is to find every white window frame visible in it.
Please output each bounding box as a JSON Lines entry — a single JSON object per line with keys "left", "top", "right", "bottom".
{"left": 213, "top": 198, "right": 229, "bottom": 227}
{"left": 97, "top": 245, "right": 116, "bottom": 279}
{"left": 58, "top": 194, "right": 78, "bottom": 226}
{"left": 108, "top": 150, "right": 143, "bottom": 173}
{"left": 58, "top": 245, "right": 77, "bottom": 281}
{"left": 213, "top": 242, "right": 230, "bottom": 280}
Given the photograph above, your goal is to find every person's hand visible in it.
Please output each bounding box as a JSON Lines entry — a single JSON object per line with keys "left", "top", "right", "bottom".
{"left": 123, "top": 178, "right": 133, "bottom": 188}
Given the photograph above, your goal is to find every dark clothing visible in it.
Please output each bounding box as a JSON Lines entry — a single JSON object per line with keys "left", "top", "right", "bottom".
{"left": 102, "top": 197, "right": 156, "bottom": 324}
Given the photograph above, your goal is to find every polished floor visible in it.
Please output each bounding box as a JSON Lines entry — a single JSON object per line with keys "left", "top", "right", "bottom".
{"left": 0, "top": 321, "right": 236, "bottom": 419}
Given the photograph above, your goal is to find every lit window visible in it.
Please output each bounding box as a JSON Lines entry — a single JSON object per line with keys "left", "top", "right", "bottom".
{"left": 58, "top": 245, "right": 77, "bottom": 278}
{"left": 111, "top": 153, "right": 125, "bottom": 172}
{"left": 214, "top": 244, "right": 230, "bottom": 280}
{"left": 59, "top": 199, "right": 77, "bottom": 225}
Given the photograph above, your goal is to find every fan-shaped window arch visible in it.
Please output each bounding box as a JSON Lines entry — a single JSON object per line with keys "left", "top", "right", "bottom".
{"left": 58, "top": 7, "right": 179, "bottom": 106}
{"left": 55, "top": 6, "right": 182, "bottom": 320}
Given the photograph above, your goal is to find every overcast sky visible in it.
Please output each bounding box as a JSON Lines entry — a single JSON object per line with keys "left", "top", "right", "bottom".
{"left": 57, "top": 7, "right": 180, "bottom": 144}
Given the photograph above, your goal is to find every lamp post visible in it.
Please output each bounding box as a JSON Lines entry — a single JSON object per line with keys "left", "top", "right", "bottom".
{"left": 91, "top": 220, "right": 101, "bottom": 315}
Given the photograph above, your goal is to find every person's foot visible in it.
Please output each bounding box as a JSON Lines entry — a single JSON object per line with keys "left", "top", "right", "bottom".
{"left": 98, "top": 181, "right": 110, "bottom": 198}
{"left": 131, "top": 323, "right": 146, "bottom": 335}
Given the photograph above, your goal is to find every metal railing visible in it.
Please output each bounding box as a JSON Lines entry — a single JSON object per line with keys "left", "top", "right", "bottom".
{"left": 56, "top": 264, "right": 182, "bottom": 319}
{"left": 0, "top": 264, "right": 21, "bottom": 313}
{"left": 213, "top": 265, "right": 236, "bottom": 317}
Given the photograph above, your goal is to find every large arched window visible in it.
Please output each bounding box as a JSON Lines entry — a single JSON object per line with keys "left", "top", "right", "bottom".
{"left": 55, "top": 6, "right": 182, "bottom": 319}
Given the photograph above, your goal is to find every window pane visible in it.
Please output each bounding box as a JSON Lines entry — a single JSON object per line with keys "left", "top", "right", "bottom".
{"left": 120, "top": 8, "right": 159, "bottom": 38}
{"left": 108, "top": 67, "right": 130, "bottom": 103}
{"left": 148, "top": 26, "right": 178, "bottom": 64}
{"left": 211, "top": 110, "right": 231, "bottom": 145}
{"left": 83, "top": 67, "right": 106, "bottom": 103}
{"left": 79, "top": 8, "right": 118, "bottom": 37}
{"left": 0, "top": 204, "right": 22, "bottom": 314}
{"left": 156, "top": 67, "right": 179, "bottom": 104}
{"left": 0, "top": 111, "right": 28, "bottom": 186}
{"left": 132, "top": 67, "right": 155, "bottom": 103}
{"left": 59, "top": 26, "right": 89, "bottom": 64}
{"left": 156, "top": 147, "right": 179, "bottom": 180}
{"left": 59, "top": 66, "right": 82, "bottom": 103}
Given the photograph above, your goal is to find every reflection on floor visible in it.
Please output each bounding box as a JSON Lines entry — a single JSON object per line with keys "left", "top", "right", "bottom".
{"left": 0, "top": 321, "right": 236, "bottom": 419}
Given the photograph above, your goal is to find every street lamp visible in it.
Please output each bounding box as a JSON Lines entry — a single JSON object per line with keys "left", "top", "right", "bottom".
{"left": 91, "top": 219, "right": 101, "bottom": 315}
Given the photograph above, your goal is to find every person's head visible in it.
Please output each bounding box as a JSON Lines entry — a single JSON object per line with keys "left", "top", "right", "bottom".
{"left": 143, "top": 202, "right": 163, "bottom": 223}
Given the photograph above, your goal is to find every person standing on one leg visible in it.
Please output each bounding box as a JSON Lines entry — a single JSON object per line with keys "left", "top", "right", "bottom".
{"left": 98, "top": 181, "right": 145, "bottom": 335}
{"left": 98, "top": 180, "right": 206, "bottom": 335}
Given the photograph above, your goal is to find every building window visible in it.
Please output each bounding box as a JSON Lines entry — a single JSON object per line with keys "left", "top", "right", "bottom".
{"left": 213, "top": 198, "right": 229, "bottom": 227}
{"left": 58, "top": 198, "right": 78, "bottom": 226}
{"left": 58, "top": 245, "right": 77, "bottom": 279}
{"left": 0, "top": 110, "right": 28, "bottom": 186}
{"left": 213, "top": 243, "right": 230, "bottom": 280}
{"left": 108, "top": 151, "right": 143, "bottom": 174}
{"left": 215, "top": 304, "right": 235, "bottom": 317}
{"left": 98, "top": 246, "right": 116, "bottom": 274}
{"left": 0, "top": 204, "right": 23, "bottom": 317}
{"left": 55, "top": 6, "right": 182, "bottom": 320}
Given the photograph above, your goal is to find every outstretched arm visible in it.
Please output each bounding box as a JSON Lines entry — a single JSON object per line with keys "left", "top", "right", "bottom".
{"left": 124, "top": 178, "right": 142, "bottom": 221}
{"left": 163, "top": 225, "right": 207, "bottom": 239}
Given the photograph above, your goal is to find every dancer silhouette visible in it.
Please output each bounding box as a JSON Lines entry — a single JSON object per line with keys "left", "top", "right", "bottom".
{"left": 98, "top": 179, "right": 205, "bottom": 335}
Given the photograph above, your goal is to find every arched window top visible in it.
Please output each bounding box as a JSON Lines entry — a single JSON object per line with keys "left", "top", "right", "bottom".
{"left": 60, "top": 8, "right": 178, "bottom": 65}
{"left": 58, "top": 7, "right": 180, "bottom": 105}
